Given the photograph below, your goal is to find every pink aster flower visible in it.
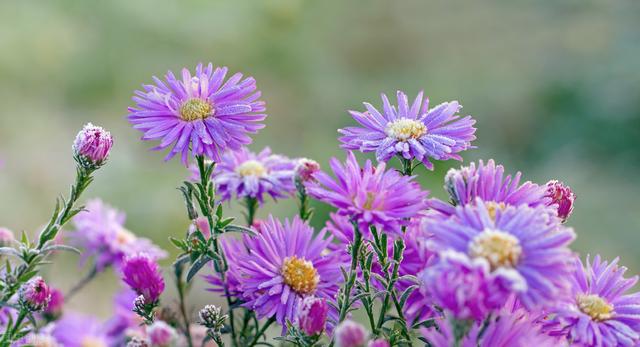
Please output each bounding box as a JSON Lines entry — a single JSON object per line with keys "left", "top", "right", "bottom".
{"left": 234, "top": 216, "right": 345, "bottom": 328}
{"left": 121, "top": 253, "right": 165, "bottom": 304}
{"left": 147, "top": 321, "right": 179, "bottom": 346}
{"left": 334, "top": 320, "right": 368, "bottom": 347}
{"left": 128, "top": 63, "right": 266, "bottom": 164}
{"left": 544, "top": 180, "right": 576, "bottom": 222}
{"left": 295, "top": 158, "right": 321, "bottom": 183}
{"left": 339, "top": 91, "right": 476, "bottom": 169}
{"left": 71, "top": 199, "right": 166, "bottom": 271}
{"left": 19, "top": 276, "right": 51, "bottom": 312}
{"left": 306, "top": 151, "right": 428, "bottom": 235}
{"left": 210, "top": 146, "right": 295, "bottom": 204}
{"left": 297, "top": 296, "right": 329, "bottom": 336}
{"left": 72, "top": 123, "right": 113, "bottom": 167}
{"left": 544, "top": 255, "right": 640, "bottom": 346}
{"left": 43, "top": 287, "right": 64, "bottom": 319}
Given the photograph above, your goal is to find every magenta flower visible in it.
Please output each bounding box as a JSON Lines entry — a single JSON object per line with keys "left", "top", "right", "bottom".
{"left": 72, "top": 123, "right": 113, "bottom": 167}
{"left": 339, "top": 91, "right": 476, "bottom": 169}
{"left": 43, "top": 287, "right": 64, "bottom": 319}
{"left": 544, "top": 180, "right": 576, "bottom": 222}
{"left": 210, "top": 147, "right": 295, "bottom": 204}
{"left": 295, "top": 158, "right": 321, "bottom": 183}
{"left": 234, "top": 216, "right": 345, "bottom": 328}
{"left": 307, "top": 151, "right": 428, "bottom": 235}
{"left": 128, "top": 63, "right": 266, "bottom": 164}
{"left": 334, "top": 320, "right": 368, "bottom": 347}
{"left": 297, "top": 297, "right": 329, "bottom": 336}
{"left": 19, "top": 276, "right": 51, "bottom": 311}
{"left": 121, "top": 253, "right": 165, "bottom": 304}
{"left": 544, "top": 255, "right": 640, "bottom": 346}
{"left": 52, "top": 313, "right": 111, "bottom": 347}
{"left": 71, "top": 199, "right": 166, "bottom": 271}
{"left": 428, "top": 199, "right": 575, "bottom": 309}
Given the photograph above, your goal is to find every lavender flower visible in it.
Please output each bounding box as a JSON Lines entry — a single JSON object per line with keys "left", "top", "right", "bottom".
{"left": 146, "top": 321, "right": 178, "bottom": 346}
{"left": 104, "top": 288, "right": 141, "bottom": 342}
{"left": 234, "top": 216, "right": 344, "bottom": 328}
{"left": 121, "top": 253, "right": 165, "bottom": 304}
{"left": 428, "top": 199, "right": 575, "bottom": 309}
{"left": 52, "top": 313, "right": 111, "bottom": 347}
{"left": 0, "top": 227, "right": 14, "bottom": 247}
{"left": 544, "top": 180, "right": 576, "bottom": 222}
{"left": 128, "top": 63, "right": 266, "bottom": 164}
{"left": 307, "top": 151, "right": 428, "bottom": 235}
{"left": 339, "top": 91, "right": 476, "bottom": 169}
{"left": 19, "top": 276, "right": 51, "bottom": 312}
{"left": 210, "top": 146, "right": 295, "bottom": 203}
{"left": 334, "top": 320, "right": 368, "bottom": 347}
{"left": 544, "top": 255, "right": 640, "bottom": 346}
{"left": 297, "top": 297, "right": 329, "bottom": 336}
{"left": 72, "top": 123, "right": 113, "bottom": 168}
{"left": 71, "top": 199, "right": 166, "bottom": 271}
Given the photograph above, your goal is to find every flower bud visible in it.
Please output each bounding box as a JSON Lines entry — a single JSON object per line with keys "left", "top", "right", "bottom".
{"left": 297, "top": 297, "right": 328, "bottom": 336}
{"left": 189, "top": 217, "right": 211, "bottom": 239}
{"left": 19, "top": 276, "right": 51, "bottom": 312}
{"left": 334, "top": 320, "right": 368, "bottom": 347}
{"left": 545, "top": 180, "right": 576, "bottom": 222}
{"left": 295, "top": 158, "right": 320, "bottom": 183}
{"left": 198, "top": 305, "right": 227, "bottom": 332}
{"left": 0, "top": 227, "right": 15, "bottom": 247}
{"left": 122, "top": 253, "right": 164, "bottom": 303}
{"left": 368, "top": 339, "right": 390, "bottom": 347}
{"left": 147, "top": 321, "right": 178, "bottom": 347}
{"left": 73, "top": 123, "right": 113, "bottom": 168}
{"left": 126, "top": 337, "right": 150, "bottom": 347}
{"left": 43, "top": 287, "right": 64, "bottom": 319}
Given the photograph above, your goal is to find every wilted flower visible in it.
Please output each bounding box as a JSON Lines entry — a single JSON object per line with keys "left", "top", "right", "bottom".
{"left": 147, "top": 321, "right": 179, "bottom": 347}
{"left": 198, "top": 305, "right": 227, "bottom": 332}
{"left": 128, "top": 63, "right": 266, "bottom": 164}
{"left": 0, "top": 227, "right": 15, "bottom": 247}
{"left": 122, "top": 253, "right": 165, "bottom": 304}
{"left": 42, "top": 287, "right": 64, "bottom": 319}
{"left": 334, "top": 320, "right": 368, "bottom": 347}
{"left": 544, "top": 180, "right": 576, "bottom": 222}
{"left": 307, "top": 151, "right": 428, "bottom": 235}
{"left": 339, "top": 91, "right": 476, "bottom": 169}
{"left": 72, "top": 123, "right": 113, "bottom": 168}
{"left": 295, "top": 158, "right": 320, "bottom": 183}
{"left": 297, "top": 297, "right": 329, "bottom": 336}
{"left": 19, "top": 276, "right": 51, "bottom": 312}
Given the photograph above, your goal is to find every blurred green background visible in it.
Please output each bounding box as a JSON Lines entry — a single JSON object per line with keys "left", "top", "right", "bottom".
{"left": 1, "top": 0, "right": 639, "bottom": 320}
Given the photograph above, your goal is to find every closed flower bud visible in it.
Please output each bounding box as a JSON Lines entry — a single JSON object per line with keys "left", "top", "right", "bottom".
{"left": 147, "top": 321, "right": 178, "bottom": 347}
{"left": 126, "top": 337, "right": 150, "bottom": 347}
{"left": 19, "top": 276, "right": 51, "bottom": 312}
{"left": 295, "top": 158, "right": 320, "bottom": 183}
{"left": 73, "top": 123, "right": 113, "bottom": 168}
{"left": 43, "top": 288, "right": 64, "bottom": 319}
{"left": 0, "top": 227, "right": 14, "bottom": 247}
{"left": 545, "top": 180, "right": 576, "bottom": 222}
{"left": 198, "top": 305, "right": 226, "bottom": 332}
{"left": 334, "top": 320, "right": 368, "bottom": 347}
{"left": 297, "top": 297, "right": 328, "bottom": 336}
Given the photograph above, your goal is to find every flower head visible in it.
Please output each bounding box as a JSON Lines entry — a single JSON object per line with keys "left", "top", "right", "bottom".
{"left": 128, "top": 63, "right": 266, "bottom": 164}
{"left": 544, "top": 255, "right": 640, "bottom": 346}
{"left": 147, "top": 321, "right": 178, "bottom": 347}
{"left": 210, "top": 147, "right": 295, "bottom": 204}
{"left": 73, "top": 123, "right": 113, "bottom": 168}
{"left": 334, "top": 320, "right": 368, "bottom": 347}
{"left": 52, "top": 313, "right": 111, "bottom": 347}
{"left": 43, "top": 287, "right": 64, "bottom": 319}
{"left": 121, "top": 253, "right": 165, "bottom": 304}
{"left": 307, "top": 152, "right": 428, "bottom": 235}
{"left": 339, "top": 91, "right": 476, "bottom": 169}
{"left": 71, "top": 199, "right": 166, "bottom": 271}
{"left": 204, "top": 235, "right": 247, "bottom": 297}
{"left": 19, "top": 276, "right": 51, "bottom": 312}
{"left": 544, "top": 180, "right": 576, "bottom": 222}
{"left": 428, "top": 199, "right": 575, "bottom": 309}
{"left": 234, "top": 216, "right": 344, "bottom": 328}
{"left": 0, "top": 227, "right": 14, "bottom": 247}
{"left": 297, "top": 297, "right": 329, "bottom": 336}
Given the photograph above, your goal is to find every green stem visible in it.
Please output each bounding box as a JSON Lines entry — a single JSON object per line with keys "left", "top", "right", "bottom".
{"left": 3, "top": 309, "right": 27, "bottom": 345}
{"left": 337, "top": 225, "right": 362, "bottom": 323}
{"left": 248, "top": 317, "right": 275, "bottom": 347}
{"left": 176, "top": 265, "right": 194, "bottom": 347}
{"left": 244, "top": 197, "right": 258, "bottom": 226}
{"left": 376, "top": 239, "right": 405, "bottom": 332}
{"left": 400, "top": 157, "right": 414, "bottom": 176}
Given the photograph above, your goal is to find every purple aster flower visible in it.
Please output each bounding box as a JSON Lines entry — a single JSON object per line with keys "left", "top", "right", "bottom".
{"left": 306, "top": 151, "right": 428, "bottom": 235}
{"left": 121, "top": 253, "right": 165, "bottom": 304}
{"left": 544, "top": 180, "right": 576, "bottom": 222}
{"left": 339, "top": 91, "right": 476, "bottom": 169}
{"left": 234, "top": 215, "right": 344, "bottom": 328}
{"left": 147, "top": 321, "right": 179, "bottom": 346}
{"left": 52, "top": 313, "right": 111, "bottom": 347}
{"left": 430, "top": 159, "right": 550, "bottom": 217}
{"left": 105, "top": 288, "right": 142, "bottom": 342}
{"left": 428, "top": 199, "right": 575, "bottom": 309}
{"left": 297, "top": 296, "right": 329, "bottom": 336}
{"left": 334, "top": 320, "right": 368, "bottom": 347}
{"left": 128, "top": 63, "right": 266, "bottom": 164}
{"left": 204, "top": 235, "right": 247, "bottom": 298}
{"left": 210, "top": 147, "right": 296, "bottom": 204}
{"left": 71, "top": 199, "right": 166, "bottom": 271}
{"left": 73, "top": 123, "right": 113, "bottom": 168}
{"left": 419, "top": 250, "right": 524, "bottom": 320}
{"left": 19, "top": 276, "right": 51, "bottom": 312}
{"left": 544, "top": 255, "right": 640, "bottom": 346}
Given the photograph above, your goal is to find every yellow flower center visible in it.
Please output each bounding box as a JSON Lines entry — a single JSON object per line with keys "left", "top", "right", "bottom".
{"left": 577, "top": 294, "right": 614, "bottom": 322}
{"left": 180, "top": 98, "right": 213, "bottom": 121}
{"left": 81, "top": 337, "right": 108, "bottom": 347}
{"left": 485, "top": 201, "right": 507, "bottom": 221}
{"left": 363, "top": 192, "right": 376, "bottom": 210}
{"left": 236, "top": 160, "right": 267, "bottom": 177}
{"left": 385, "top": 118, "right": 427, "bottom": 141}
{"left": 282, "top": 256, "right": 319, "bottom": 295}
{"left": 469, "top": 229, "right": 522, "bottom": 270}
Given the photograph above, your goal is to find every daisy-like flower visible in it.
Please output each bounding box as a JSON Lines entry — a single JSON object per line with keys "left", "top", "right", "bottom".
{"left": 544, "top": 255, "right": 640, "bottom": 347}
{"left": 52, "top": 313, "right": 111, "bottom": 347}
{"left": 430, "top": 159, "right": 550, "bottom": 217}
{"left": 209, "top": 147, "right": 295, "bottom": 204}
{"left": 204, "top": 235, "right": 247, "bottom": 297}
{"left": 306, "top": 151, "right": 428, "bottom": 235}
{"left": 234, "top": 215, "right": 345, "bottom": 328}
{"left": 121, "top": 253, "right": 165, "bottom": 304}
{"left": 338, "top": 91, "right": 476, "bottom": 169}
{"left": 71, "top": 199, "right": 166, "bottom": 271}
{"left": 428, "top": 199, "right": 575, "bottom": 309}
{"left": 128, "top": 63, "right": 266, "bottom": 164}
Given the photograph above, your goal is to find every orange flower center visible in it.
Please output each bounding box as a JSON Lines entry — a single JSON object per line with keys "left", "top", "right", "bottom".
{"left": 282, "top": 256, "right": 319, "bottom": 295}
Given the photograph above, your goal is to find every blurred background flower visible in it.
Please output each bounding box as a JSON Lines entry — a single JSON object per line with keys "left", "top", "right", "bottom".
{"left": 0, "top": 0, "right": 638, "bottom": 324}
